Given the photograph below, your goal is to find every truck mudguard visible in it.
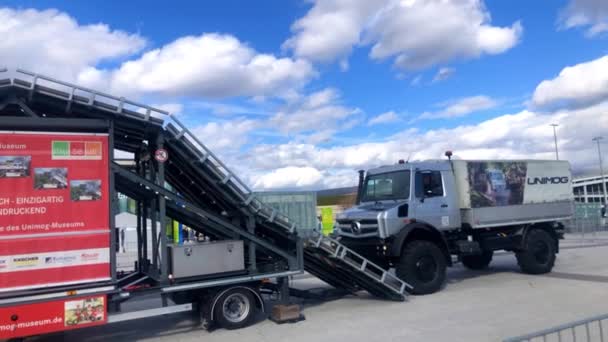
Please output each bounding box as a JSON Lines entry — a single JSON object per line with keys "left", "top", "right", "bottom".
{"left": 389, "top": 222, "right": 452, "bottom": 265}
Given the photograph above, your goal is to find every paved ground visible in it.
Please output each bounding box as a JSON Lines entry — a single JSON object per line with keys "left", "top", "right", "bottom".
{"left": 29, "top": 240, "right": 608, "bottom": 342}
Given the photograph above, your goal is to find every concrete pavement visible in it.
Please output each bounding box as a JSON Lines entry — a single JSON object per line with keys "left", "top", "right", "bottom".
{"left": 30, "top": 242, "right": 608, "bottom": 342}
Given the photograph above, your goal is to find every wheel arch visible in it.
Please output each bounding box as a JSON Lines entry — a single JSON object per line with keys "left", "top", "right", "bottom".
{"left": 389, "top": 222, "right": 452, "bottom": 266}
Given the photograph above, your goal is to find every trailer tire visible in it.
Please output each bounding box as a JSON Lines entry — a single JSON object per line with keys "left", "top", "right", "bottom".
{"left": 461, "top": 251, "right": 493, "bottom": 270}
{"left": 396, "top": 241, "right": 446, "bottom": 295}
{"left": 516, "top": 229, "right": 556, "bottom": 274}
{"left": 213, "top": 288, "right": 257, "bottom": 330}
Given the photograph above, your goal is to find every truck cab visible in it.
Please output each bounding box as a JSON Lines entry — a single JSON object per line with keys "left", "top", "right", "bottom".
{"left": 336, "top": 160, "right": 460, "bottom": 239}
{"left": 336, "top": 158, "right": 569, "bottom": 295}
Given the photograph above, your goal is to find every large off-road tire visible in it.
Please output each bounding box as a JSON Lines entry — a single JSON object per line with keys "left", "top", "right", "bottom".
{"left": 461, "top": 251, "right": 493, "bottom": 270}
{"left": 396, "top": 241, "right": 447, "bottom": 295}
{"left": 516, "top": 229, "right": 556, "bottom": 274}
{"left": 213, "top": 288, "right": 257, "bottom": 330}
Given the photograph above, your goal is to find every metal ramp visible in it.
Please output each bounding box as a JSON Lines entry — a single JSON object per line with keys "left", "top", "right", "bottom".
{"left": 0, "top": 68, "right": 409, "bottom": 301}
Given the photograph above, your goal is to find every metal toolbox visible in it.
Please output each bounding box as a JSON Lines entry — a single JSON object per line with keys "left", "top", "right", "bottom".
{"left": 168, "top": 240, "right": 244, "bottom": 279}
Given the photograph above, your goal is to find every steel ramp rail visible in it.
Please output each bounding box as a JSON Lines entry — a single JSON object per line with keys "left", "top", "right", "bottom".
{"left": 307, "top": 235, "right": 410, "bottom": 301}
{"left": 4, "top": 68, "right": 409, "bottom": 301}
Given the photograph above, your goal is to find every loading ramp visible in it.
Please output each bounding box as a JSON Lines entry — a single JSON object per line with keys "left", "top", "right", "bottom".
{"left": 0, "top": 68, "right": 408, "bottom": 301}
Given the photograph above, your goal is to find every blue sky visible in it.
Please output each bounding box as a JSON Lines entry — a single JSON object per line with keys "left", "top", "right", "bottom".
{"left": 1, "top": 0, "right": 608, "bottom": 189}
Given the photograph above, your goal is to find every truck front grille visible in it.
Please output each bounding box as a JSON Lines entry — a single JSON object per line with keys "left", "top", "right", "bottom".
{"left": 337, "top": 219, "right": 378, "bottom": 235}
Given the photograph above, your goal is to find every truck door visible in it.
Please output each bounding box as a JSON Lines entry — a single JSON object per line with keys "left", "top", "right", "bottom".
{"left": 413, "top": 170, "right": 458, "bottom": 229}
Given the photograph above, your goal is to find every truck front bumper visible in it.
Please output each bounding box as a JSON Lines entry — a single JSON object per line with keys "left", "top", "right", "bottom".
{"left": 337, "top": 236, "right": 392, "bottom": 267}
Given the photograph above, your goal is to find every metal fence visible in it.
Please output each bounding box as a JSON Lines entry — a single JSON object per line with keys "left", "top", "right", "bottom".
{"left": 565, "top": 203, "right": 607, "bottom": 236}
{"left": 504, "top": 313, "right": 608, "bottom": 342}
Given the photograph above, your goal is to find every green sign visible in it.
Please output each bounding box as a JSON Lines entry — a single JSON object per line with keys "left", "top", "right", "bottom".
{"left": 52, "top": 141, "right": 69, "bottom": 157}
{"left": 321, "top": 207, "right": 334, "bottom": 236}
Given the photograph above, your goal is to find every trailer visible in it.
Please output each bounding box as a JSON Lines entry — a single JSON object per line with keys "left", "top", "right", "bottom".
{"left": 0, "top": 69, "right": 408, "bottom": 341}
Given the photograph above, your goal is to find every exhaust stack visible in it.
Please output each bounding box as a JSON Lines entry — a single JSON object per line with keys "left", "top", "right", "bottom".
{"left": 356, "top": 169, "right": 365, "bottom": 204}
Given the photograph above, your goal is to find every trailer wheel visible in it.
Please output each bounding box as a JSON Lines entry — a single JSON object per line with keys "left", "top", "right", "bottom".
{"left": 396, "top": 241, "right": 446, "bottom": 295}
{"left": 213, "top": 288, "right": 257, "bottom": 330}
{"left": 516, "top": 229, "right": 556, "bottom": 274}
{"left": 461, "top": 251, "right": 493, "bottom": 270}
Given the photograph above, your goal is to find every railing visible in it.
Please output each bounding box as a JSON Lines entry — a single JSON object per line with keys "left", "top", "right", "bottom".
{"left": 566, "top": 203, "right": 608, "bottom": 237}
{"left": 311, "top": 235, "right": 411, "bottom": 297}
{"left": 504, "top": 313, "right": 608, "bottom": 342}
{"left": 9, "top": 68, "right": 299, "bottom": 235}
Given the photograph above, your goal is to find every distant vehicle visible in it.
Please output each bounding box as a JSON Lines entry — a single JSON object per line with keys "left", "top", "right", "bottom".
{"left": 336, "top": 156, "right": 573, "bottom": 295}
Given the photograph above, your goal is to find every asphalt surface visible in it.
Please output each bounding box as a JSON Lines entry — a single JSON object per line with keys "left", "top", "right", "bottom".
{"left": 22, "top": 239, "right": 608, "bottom": 342}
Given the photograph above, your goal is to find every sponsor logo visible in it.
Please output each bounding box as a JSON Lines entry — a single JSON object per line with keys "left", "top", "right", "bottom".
{"left": 13, "top": 256, "right": 39, "bottom": 267}
{"left": 0, "top": 259, "right": 7, "bottom": 270}
{"left": 52, "top": 141, "right": 102, "bottom": 160}
{"left": 45, "top": 256, "right": 77, "bottom": 265}
{"left": 351, "top": 221, "right": 361, "bottom": 234}
{"left": 80, "top": 252, "right": 100, "bottom": 262}
{"left": 527, "top": 176, "right": 570, "bottom": 185}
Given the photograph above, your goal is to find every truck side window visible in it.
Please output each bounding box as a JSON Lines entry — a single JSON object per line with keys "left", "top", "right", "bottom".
{"left": 417, "top": 171, "right": 443, "bottom": 197}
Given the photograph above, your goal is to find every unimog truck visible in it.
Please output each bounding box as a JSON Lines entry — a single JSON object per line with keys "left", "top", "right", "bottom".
{"left": 336, "top": 154, "right": 573, "bottom": 294}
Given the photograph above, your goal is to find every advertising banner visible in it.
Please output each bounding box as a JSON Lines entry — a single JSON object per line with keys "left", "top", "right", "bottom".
{"left": 0, "top": 132, "right": 110, "bottom": 291}
{"left": 466, "top": 160, "right": 572, "bottom": 208}
{"left": 0, "top": 295, "right": 107, "bottom": 339}
{"left": 467, "top": 161, "right": 527, "bottom": 208}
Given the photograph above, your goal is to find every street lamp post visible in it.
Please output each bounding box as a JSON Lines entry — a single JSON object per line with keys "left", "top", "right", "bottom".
{"left": 592, "top": 136, "right": 607, "bottom": 206}
{"left": 550, "top": 124, "right": 559, "bottom": 160}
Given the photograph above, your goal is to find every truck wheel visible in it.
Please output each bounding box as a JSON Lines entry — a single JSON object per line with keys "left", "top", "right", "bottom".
{"left": 516, "top": 229, "right": 556, "bottom": 274}
{"left": 213, "top": 288, "right": 257, "bottom": 330}
{"left": 396, "top": 241, "right": 447, "bottom": 295}
{"left": 461, "top": 251, "right": 493, "bottom": 270}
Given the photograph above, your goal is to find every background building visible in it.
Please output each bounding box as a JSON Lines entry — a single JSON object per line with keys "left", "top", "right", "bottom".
{"left": 573, "top": 175, "right": 608, "bottom": 204}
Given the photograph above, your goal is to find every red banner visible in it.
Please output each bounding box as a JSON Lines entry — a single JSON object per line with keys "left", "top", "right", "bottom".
{"left": 0, "top": 132, "right": 110, "bottom": 291}
{"left": 0, "top": 295, "right": 107, "bottom": 339}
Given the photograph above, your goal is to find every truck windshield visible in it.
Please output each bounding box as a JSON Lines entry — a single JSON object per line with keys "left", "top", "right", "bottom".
{"left": 361, "top": 171, "right": 410, "bottom": 202}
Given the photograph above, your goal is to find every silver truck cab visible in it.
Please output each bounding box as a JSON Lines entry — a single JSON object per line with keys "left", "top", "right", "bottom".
{"left": 336, "top": 160, "right": 461, "bottom": 240}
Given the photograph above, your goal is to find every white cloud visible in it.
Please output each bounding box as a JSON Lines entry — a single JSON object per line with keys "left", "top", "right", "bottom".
{"left": 0, "top": 9, "right": 315, "bottom": 101}
{"left": 366, "top": 0, "right": 522, "bottom": 69}
{"left": 300, "top": 129, "right": 337, "bottom": 144}
{"left": 559, "top": 0, "right": 608, "bottom": 36}
{"left": 252, "top": 166, "right": 323, "bottom": 189}
{"left": 419, "top": 95, "right": 497, "bottom": 119}
{"left": 151, "top": 103, "right": 183, "bottom": 115}
{"left": 270, "top": 88, "right": 360, "bottom": 133}
{"left": 532, "top": 55, "right": 608, "bottom": 109}
{"left": 283, "top": 0, "right": 522, "bottom": 70}
{"left": 0, "top": 8, "right": 145, "bottom": 81}
{"left": 283, "top": 0, "right": 382, "bottom": 63}
{"left": 433, "top": 67, "right": 455, "bottom": 83}
{"left": 108, "top": 33, "right": 315, "bottom": 98}
{"left": 368, "top": 111, "right": 400, "bottom": 125}
{"left": 244, "top": 102, "right": 608, "bottom": 189}
{"left": 191, "top": 118, "right": 259, "bottom": 151}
